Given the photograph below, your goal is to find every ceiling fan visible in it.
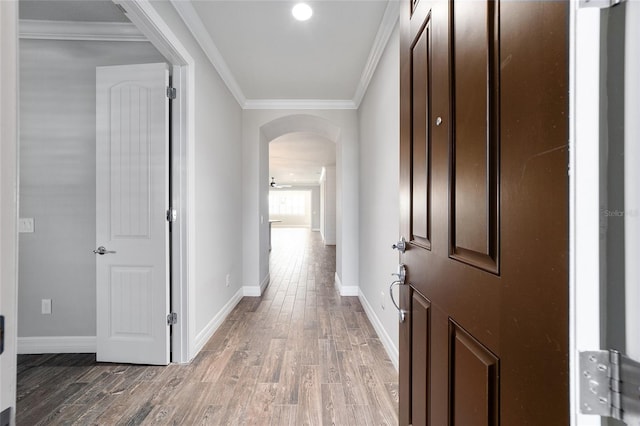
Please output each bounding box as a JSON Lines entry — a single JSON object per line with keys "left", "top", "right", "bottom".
{"left": 270, "top": 177, "right": 291, "bottom": 189}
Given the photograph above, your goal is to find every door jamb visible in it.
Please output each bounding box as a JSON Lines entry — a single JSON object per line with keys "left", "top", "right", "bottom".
{"left": 114, "top": 0, "right": 195, "bottom": 364}
{"left": 570, "top": 2, "right": 602, "bottom": 426}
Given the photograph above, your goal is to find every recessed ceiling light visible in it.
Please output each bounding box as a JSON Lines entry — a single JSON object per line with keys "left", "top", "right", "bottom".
{"left": 292, "top": 3, "right": 313, "bottom": 21}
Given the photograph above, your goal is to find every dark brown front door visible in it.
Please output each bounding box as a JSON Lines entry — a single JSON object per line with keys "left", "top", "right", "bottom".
{"left": 398, "top": 1, "right": 569, "bottom": 425}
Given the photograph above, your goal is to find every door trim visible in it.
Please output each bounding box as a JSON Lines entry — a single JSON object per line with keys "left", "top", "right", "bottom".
{"left": 570, "top": 4, "right": 603, "bottom": 426}
{"left": 114, "top": 0, "right": 196, "bottom": 364}
{"left": 0, "top": 1, "right": 19, "bottom": 422}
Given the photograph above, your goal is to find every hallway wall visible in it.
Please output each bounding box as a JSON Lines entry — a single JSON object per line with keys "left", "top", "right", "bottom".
{"left": 357, "top": 24, "right": 400, "bottom": 366}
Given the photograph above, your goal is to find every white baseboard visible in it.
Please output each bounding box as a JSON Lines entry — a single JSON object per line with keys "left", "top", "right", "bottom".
{"left": 334, "top": 272, "right": 359, "bottom": 296}
{"left": 243, "top": 273, "right": 270, "bottom": 297}
{"left": 243, "top": 286, "right": 261, "bottom": 297}
{"left": 359, "top": 289, "right": 399, "bottom": 371}
{"left": 260, "top": 273, "right": 270, "bottom": 294}
{"left": 192, "top": 288, "right": 243, "bottom": 356}
{"left": 18, "top": 336, "right": 96, "bottom": 354}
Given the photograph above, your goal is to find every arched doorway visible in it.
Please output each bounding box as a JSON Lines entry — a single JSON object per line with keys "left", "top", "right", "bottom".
{"left": 242, "top": 112, "right": 360, "bottom": 297}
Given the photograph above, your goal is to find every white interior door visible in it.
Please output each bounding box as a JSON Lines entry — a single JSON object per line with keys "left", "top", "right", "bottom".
{"left": 96, "top": 63, "right": 170, "bottom": 365}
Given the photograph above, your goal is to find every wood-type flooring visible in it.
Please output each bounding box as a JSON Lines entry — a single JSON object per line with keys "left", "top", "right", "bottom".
{"left": 16, "top": 228, "right": 399, "bottom": 425}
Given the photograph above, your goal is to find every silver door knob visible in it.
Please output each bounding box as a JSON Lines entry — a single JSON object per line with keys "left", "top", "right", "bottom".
{"left": 93, "top": 246, "right": 116, "bottom": 255}
{"left": 392, "top": 237, "right": 407, "bottom": 253}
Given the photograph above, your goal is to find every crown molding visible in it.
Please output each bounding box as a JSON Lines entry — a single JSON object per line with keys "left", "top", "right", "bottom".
{"left": 169, "top": 0, "right": 246, "bottom": 107}
{"left": 352, "top": 0, "right": 400, "bottom": 108}
{"left": 19, "top": 19, "right": 146, "bottom": 41}
{"left": 244, "top": 99, "right": 357, "bottom": 110}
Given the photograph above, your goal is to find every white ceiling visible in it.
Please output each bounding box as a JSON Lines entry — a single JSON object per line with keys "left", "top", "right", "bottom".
{"left": 269, "top": 133, "right": 335, "bottom": 186}
{"left": 188, "top": 0, "right": 388, "bottom": 101}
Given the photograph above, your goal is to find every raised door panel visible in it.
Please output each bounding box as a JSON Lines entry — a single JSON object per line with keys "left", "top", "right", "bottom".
{"left": 410, "top": 291, "right": 431, "bottom": 425}
{"left": 110, "top": 84, "right": 152, "bottom": 240}
{"left": 449, "top": 321, "right": 499, "bottom": 426}
{"left": 450, "top": 0, "right": 499, "bottom": 273}
{"left": 411, "top": 22, "right": 432, "bottom": 248}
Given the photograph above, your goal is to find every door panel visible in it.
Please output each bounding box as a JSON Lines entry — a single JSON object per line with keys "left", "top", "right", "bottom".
{"left": 411, "top": 22, "right": 431, "bottom": 248}
{"left": 399, "top": 1, "right": 569, "bottom": 425}
{"left": 410, "top": 291, "right": 430, "bottom": 425}
{"left": 96, "top": 63, "right": 170, "bottom": 366}
{"left": 450, "top": 0, "right": 499, "bottom": 272}
{"left": 450, "top": 321, "right": 499, "bottom": 426}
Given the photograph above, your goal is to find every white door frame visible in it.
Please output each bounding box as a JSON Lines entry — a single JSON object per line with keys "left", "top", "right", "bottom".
{"left": 570, "top": 1, "right": 640, "bottom": 425}
{"left": 115, "top": 0, "right": 195, "bottom": 364}
{"left": 0, "top": 1, "right": 19, "bottom": 422}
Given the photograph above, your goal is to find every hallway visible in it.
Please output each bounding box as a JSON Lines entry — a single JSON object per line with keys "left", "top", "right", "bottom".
{"left": 16, "top": 228, "right": 398, "bottom": 425}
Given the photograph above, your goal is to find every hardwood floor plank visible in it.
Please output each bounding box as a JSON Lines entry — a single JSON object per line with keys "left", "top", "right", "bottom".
{"left": 270, "top": 405, "right": 298, "bottom": 425}
{"left": 217, "top": 365, "right": 260, "bottom": 424}
{"left": 276, "top": 350, "right": 300, "bottom": 405}
{"left": 140, "top": 405, "right": 177, "bottom": 425}
{"left": 318, "top": 339, "right": 341, "bottom": 384}
{"left": 244, "top": 382, "right": 279, "bottom": 422}
{"left": 18, "top": 382, "right": 86, "bottom": 426}
{"left": 336, "top": 350, "right": 368, "bottom": 405}
{"left": 295, "top": 365, "right": 322, "bottom": 425}
{"left": 34, "top": 403, "right": 86, "bottom": 426}
{"left": 320, "top": 383, "right": 351, "bottom": 426}
{"left": 258, "top": 339, "right": 287, "bottom": 383}
{"left": 359, "top": 365, "right": 398, "bottom": 425}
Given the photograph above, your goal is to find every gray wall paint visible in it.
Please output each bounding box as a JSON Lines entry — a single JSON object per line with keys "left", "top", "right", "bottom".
{"left": 357, "top": 25, "right": 400, "bottom": 359}
{"left": 311, "top": 186, "right": 320, "bottom": 230}
{"left": 18, "top": 39, "right": 166, "bottom": 338}
{"left": 600, "top": 4, "right": 627, "bottom": 355}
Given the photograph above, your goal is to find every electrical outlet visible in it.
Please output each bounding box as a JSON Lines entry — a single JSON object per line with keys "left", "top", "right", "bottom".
{"left": 41, "top": 299, "right": 52, "bottom": 315}
{"left": 226, "top": 274, "right": 231, "bottom": 287}
{"left": 19, "top": 217, "right": 35, "bottom": 233}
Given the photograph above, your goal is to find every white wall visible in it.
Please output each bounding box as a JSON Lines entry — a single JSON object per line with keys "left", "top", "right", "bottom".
{"left": 357, "top": 24, "right": 400, "bottom": 365}
{"left": 1, "top": 0, "right": 19, "bottom": 420}
{"left": 149, "top": 1, "right": 244, "bottom": 354}
{"left": 242, "top": 110, "right": 359, "bottom": 294}
{"left": 320, "top": 166, "right": 336, "bottom": 245}
{"left": 18, "top": 39, "right": 165, "bottom": 340}
{"left": 311, "top": 185, "right": 320, "bottom": 230}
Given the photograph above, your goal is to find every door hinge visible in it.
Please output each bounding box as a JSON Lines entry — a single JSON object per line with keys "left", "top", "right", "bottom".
{"left": 166, "top": 208, "right": 177, "bottom": 223}
{"left": 167, "top": 312, "right": 178, "bottom": 326}
{"left": 166, "top": 86, "right": 176, "bottom": 100}
{"left": 579, "top": 0, "right": 625, "bottom": 8}
{"left": 579, "top": 349, "right": 640, "bottom": 424}
{"left": 0, "top": 315, "right": 5, "bottom": 355}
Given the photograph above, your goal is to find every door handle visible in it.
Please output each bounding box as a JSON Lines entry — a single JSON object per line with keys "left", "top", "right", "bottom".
{"left": 93, "top": 246, "right": 116, "bottom": 255}
{"left": 392, "top": 236, "right": 407, "bottom": 253}
{"left": 390, "top": 264, "right": 407, "bottom": 323}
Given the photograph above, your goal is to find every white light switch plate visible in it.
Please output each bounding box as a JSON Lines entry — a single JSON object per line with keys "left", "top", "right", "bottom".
{"left": 19, "top": 218, "right": 35, "bottom": 233}
{"left": 41, "top": 299, "right": 52, "bottom": 315}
